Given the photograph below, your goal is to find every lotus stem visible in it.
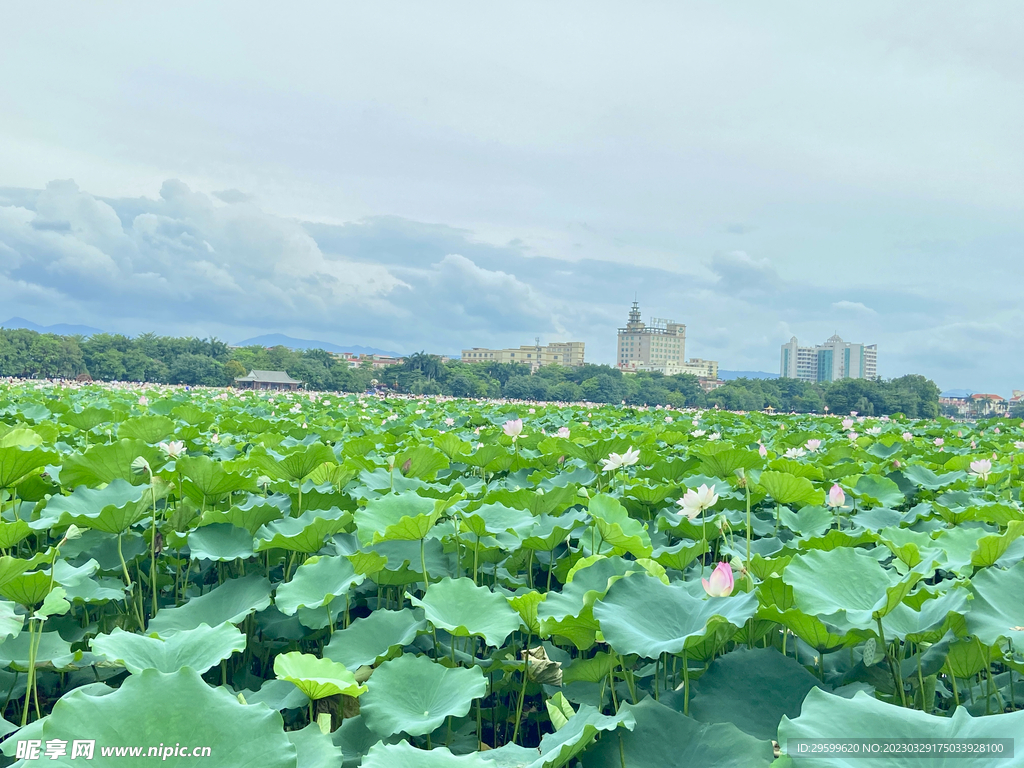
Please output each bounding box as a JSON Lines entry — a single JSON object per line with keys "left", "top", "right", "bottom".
{"left": 512, "top": 632, "right": 531, "bottom": 744}
{"left": 420, "top": 537, "right": 429, "bottom": 594}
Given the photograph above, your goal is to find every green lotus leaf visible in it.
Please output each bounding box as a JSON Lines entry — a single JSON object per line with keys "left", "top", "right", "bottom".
{"left": 0, "top": 601, "right": 23, "bottom": 643}
{"left": 34, "top": 668, "right": 296, "bottom": 767}
{"left": 769, "top": 458, "right": 824, "bottom": 481}
{"left": 60, "top": 439, "right": 164, "bottom": 488}
{"left": 882, "top": 588, "right": 968, "bottom": 644}
{"left": 758, "top": 471, "right": 823, "bottom": 506}
{"left": 899, "top": 465, "right": 967, "bottom": 490}
{"left": 970, "top": 520, "right": 1024, "bottom": 567}
{"left": 287, "top": 722, "right": 345, "bottom": 768}
{"left": 784, "top": 547, "right": 920, "bottom": 628}
{"left": 700, "top": 447, "right": 762, "bottom": 478}
{"left": 275, "top": 555, "right": 365, "bottom": 615}
{"left": 360, "top": 654, "right": 486, "bottom": 738}
{"left": 779, "top": 506, "right": 834, "bottom": 538}
{"left": 60, "top": 406, "right": 114, "bottom": 432}
{"left": 52, "top": 558, "right": 127, "bottom": 604}
{"left": 0, "top": 519, "right": 31, "bottom": 550}
{"left": 394, "top": 444, "right": 450, "bottom": 480}
{"left": 240, "top": 678, "right": 309, "bottom": 711}
{"left": 259, "top": 442, "right": 337, "bottom": 482}
{"left": 776, "top": 687, "right": 1024, "bottom": 766}
{"left": 0, "top": 556, "right": 29, "bottom": 590}
{"left": 274, "top": 651, "right": 367, "bottom": 700}
{"left": 148, "top": 574, "right": 273, "bottom": 633}
{"left": 118, "top": 415, "right": 176, "bottom": 444}
{"left": 0, "top": 630, "right": 76, "bottom": 669}
{"left": 409, "top": 576, "right": 520, "bottom": 646}
{"left": 255, "top": 507, "right": 352, "bottom": 553}
{"left": 520, "top": 511, "right": 588, "bottom": 552}
{"left": 965, "top": 559, "right": 1024, "bottom": 649}
{"left": 852, "top": 475, "right": 906, "bottom": 508}
{"left": 584, "top": 697, "right": 773, "bottom": 768}
{"left": 460, "top": 503, "right": 535, "bottom": 538}
{"left": 354, "top": 491, "right": 444, "bottom": 545}
{"left": 0, "top": 428, "right": 44, "bottom": 449}
{"left": 0, "top": 569, "right": 56, "bottom": 607}
{"left": 91, "top": 622, "right": 245, "bottom": 674}
{"left": 688, "top": 647, "right": 822, "bottom": 740}
{"left": 594, "top": 574, "right": 758, "bottom": 658}
{"left": 178, "top": 455, "right": 258, "bottom": 502}
{"left": 561, "top": 651, "right": 616, "bottom": 685}
{"left": 199, "top": 495, "right": 287, "bottom": 535}
{"left": 525, "top": 701, "right": 635, "bottom": 768}
{"left": 363, "top": 741, "right": 489, "bottom": 768}
{"left": 32, "top": 479, "right": 146, "bottom": 531}
{"left": 588, "top": 494, "right": 653, "bottom": 559}
{"left": 0, "top": 445, "right": 56, "bottom": 489}
{"left": 324, "top": 608, "right": 426, "bottom": 668}
{"left": 187, "top": 523, "right": 255, "bottom": 561}
{"left": 509, "top": 590, "right": 545, "bottom": 635}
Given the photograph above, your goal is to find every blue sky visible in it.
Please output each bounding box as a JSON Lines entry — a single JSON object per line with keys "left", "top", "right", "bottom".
{"left": 1, "top": 2, "right": 1021, "bottom": 393}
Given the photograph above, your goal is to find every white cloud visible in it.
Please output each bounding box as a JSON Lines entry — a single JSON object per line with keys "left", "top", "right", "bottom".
{"left": 831, "top": 300, "right": 877, "bottom": 315}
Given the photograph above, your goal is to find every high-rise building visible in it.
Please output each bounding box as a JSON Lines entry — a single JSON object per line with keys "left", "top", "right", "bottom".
{"left": 780, "top": 335, "right": 877, "bottom": 383}
{"left": 617, "top": 300, "right": 685, "bottom": 370}
{"left": 616, "top": 300, "right": 718, "bottom": 378}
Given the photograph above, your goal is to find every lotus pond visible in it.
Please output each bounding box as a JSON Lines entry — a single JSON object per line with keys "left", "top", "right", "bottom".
{"left": 0, "top": 381, "right": 1022, "bottom": 766}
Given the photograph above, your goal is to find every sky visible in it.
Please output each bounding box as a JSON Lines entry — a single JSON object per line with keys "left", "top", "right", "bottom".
{"left": 1, "top": 2, "right": 1021, "bottom": 393}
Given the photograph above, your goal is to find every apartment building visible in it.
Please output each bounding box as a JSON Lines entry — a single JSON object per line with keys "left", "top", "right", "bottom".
{"left": 616, "top": 301, "right": 719, "bottom": 378}
{"left": 780, "top": 335, "right": 878, "bottom": 383}
{"left": 461, "top": 341, "right": 585, "bottom": 371}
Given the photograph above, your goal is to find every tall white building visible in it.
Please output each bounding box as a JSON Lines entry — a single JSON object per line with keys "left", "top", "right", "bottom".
{"left": 617, "top": 301, "right": 718, "bottom": 378}
{"left": 780, "top": 335, "right": 878, "bottom": 383}
{"left": 617, "top": 300, "right": 685, "bottom": 369}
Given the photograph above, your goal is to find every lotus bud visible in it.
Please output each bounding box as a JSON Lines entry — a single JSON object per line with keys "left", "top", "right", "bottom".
{"left": 701, "top": 562, "right": 734, "bottom": 597}
{"left": 827, "top": 484, "right": 845, "bottom": 508}
{"left": 130, "top": 456, "right": 152, "bottom": 477}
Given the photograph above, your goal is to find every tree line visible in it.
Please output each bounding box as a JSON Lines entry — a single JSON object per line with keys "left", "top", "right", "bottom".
{"left": 0, "top": 329, "right": 940, "bottom": 416}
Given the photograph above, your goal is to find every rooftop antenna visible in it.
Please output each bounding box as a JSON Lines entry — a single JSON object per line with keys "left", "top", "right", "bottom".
{"left": 535, "top": 336, "right": 540, "bottom": 348}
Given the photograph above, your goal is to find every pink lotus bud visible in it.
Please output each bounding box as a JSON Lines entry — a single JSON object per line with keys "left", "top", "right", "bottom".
{"left": 503, "top": 418, "right": 524, "bottom": 439}
{"left": 842, "top": 418, "right": 854, "bottom": 429}
{"left": 827, "top": 484, "right": 845, "bottom": 508}
{"left": 934, "top": 438, "right": 944, "bottom": 446}
{"left": 758, "top": 443, "right": 767, "bottom": 458}
{"left": 702, "top": 562, "right": 734, "bottom": 597}
{"left": 806, "top": 439, "right": 822, "bottom": 452}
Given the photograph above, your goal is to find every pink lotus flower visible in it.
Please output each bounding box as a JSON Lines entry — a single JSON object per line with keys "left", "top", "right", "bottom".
{"left": 503, "top": 419, "right": 524, "bottom": 440}
{"left": 970, "top": 441, "right": 976, "bottom": 449}
{"left": 970, "top": 459, "right": 992, "bottom": 480}
{"left": 842, "top": 418, "right": 854, "bottom": 429}
{"left": 994, "top": 427, "right": 1001, "bottom": 434}
{"left": 702, "top": 562, "right": 734, "bottom": 597}
{"left": 827, "top": 484, "right": 845, "bottom": 508}
{"left": 850, "top": 411, "right": 858, "bottom": 417}
{"left": 665, "top": 416, "right": 674, "bottom": 423}
{"left": 902, "top": 432, "right": 913, "bottom": 441}
{"left": 957, "top": 431, "right": 963, "bottom": 438}
{"left": 556, "top": 426, "right": 571, "bottom": 438}
{"left": 848, "top": 431, "right": 858, "bottom": 441}
{"left": 806, "top": 439, "right": 822, "bottom": 452}
{"left": 758, "top": 443, "right": 768, "bottom": 458}
{"left": 138, "top": 396, "right": 149, "bottom": 406}
{"left": 934, "top": 438, "right": 944, "bottom": 447}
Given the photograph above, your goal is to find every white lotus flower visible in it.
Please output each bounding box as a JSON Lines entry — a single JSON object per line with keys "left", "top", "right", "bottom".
{"left": 784, "top": 447, "right": 806, "bottom": 459}
{"left": 678, "top": 483, "right": 719, "bottom": 520}
{"left": 601, "top": 446, "right": 640, "bottom": 472}
{"left": 159, "top": 440, "right": 186, "bottom": 459}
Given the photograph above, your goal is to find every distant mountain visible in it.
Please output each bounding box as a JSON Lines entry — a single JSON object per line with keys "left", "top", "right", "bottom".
{"left": 1, "top": 317, "right": 103, "bottom": 337}
{"left": 718, "top": 370, "right": 780, "bottom": 380}
{"left": 235, "top": 333, "right": 403, "bottom": 357}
